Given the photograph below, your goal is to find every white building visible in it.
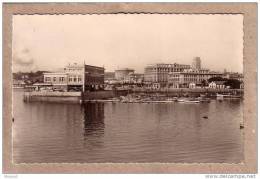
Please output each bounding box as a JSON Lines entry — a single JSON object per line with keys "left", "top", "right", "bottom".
{"left": 144, "top": 63, "right": 191, "bottom": 87}
{"left": 208, "top": 81, "right": 226, "bottom": 89}
{"left": 168, "top": 68, "right": 223, "bottom": 88}
{"left": 43, "top": 72, "right": 68, "bottom": 91}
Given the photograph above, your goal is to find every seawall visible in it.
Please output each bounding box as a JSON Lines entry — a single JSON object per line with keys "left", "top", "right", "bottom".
{"left": 23, "top": 88, "right": 243, "bottom": 103}
{"left": 23, "top": 91, "right": 82, "bottom": 103}
{"left": 23, "top": 90, "right": 129, "bottom": 103}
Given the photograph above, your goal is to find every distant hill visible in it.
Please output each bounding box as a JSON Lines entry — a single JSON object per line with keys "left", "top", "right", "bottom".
{"left": 13, "top": 71, "right": 49, "bottom": 84}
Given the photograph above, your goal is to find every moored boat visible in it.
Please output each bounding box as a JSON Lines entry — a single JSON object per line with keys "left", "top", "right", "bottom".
{"left": 177, "top": 98, "right": 200, "bottom": 103}
{"left": 217, "top": 93, "right": 242, "bottom": 99}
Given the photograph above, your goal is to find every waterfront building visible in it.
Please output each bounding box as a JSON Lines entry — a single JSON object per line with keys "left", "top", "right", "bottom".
{"left": 168, "top": 68, "right": 223, "bottom": 88}
{"left": 192, "top": 57, "right": 201, "bottom": 70}
{"left": 144, "top": 63, "right": 191, "bottom": 87}
{"left": 82, "top": 64, "right": 104, "bottom": 90}
{"left": 43, "top": 63, "right": 104, "bottom": 91}
{"left": 209, "top": 81, "right": 226, "bottom": 89}
{"left": 115, "top": 68, "right": 135, "bottom": 81}
{"left": 43, "top": 72, "right": 69, "bottom": 91}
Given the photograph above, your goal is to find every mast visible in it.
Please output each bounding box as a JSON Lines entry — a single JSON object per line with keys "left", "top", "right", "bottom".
{"left": 82, "top": 60, "right": 85, "bottom": 92}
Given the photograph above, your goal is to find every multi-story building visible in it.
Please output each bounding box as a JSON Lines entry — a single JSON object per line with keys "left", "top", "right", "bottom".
{"left": 43, "top": 63, "right": 104, "bottom": 91}
{"left": 115, "top": 68, "right": 135, "bottom": 81}
{"left": 83, "top": 64, "right": 104, "bottom": 90}
{"left": 168, "top": 68, "right": 223, "bottom": 88}
{"left": 144, "top": 63, "right": 191, "bottom": 87}
{"left": 44, "top": 72, "right": 69, "bottom": 90}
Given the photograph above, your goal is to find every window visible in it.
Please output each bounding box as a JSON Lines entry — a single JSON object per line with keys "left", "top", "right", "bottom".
{"left": 74, "top": 77, "right": 77, "bottom": 82}
{"left": 53, "top": 77, "right": 56, "bottom": 82}
{"left": 78, "top": 78, "right": 81, "bottom": 82}
{"left": 45, "top": 77, "right": 51, "bottom": 82}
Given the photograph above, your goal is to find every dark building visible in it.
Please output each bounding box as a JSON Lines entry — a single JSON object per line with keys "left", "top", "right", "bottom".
{"left": 84, "top": 65, "right": 105, "bottom": 90}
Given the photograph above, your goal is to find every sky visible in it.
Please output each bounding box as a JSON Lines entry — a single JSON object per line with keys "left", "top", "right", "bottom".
{"left": 12, "top": 14, "right": 243, "bottom": 73}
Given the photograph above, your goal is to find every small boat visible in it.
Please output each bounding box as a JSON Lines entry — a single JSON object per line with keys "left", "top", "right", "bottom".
{"left": 177, "top": 98, "right": 200, "bottom": 103}
{"left": 217, "top": 93, "right": 241, "bottom": 99}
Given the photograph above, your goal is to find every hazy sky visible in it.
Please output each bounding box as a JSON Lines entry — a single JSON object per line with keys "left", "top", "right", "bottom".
{"left": 13, "top": 14, "right": 243, "bottom": 73}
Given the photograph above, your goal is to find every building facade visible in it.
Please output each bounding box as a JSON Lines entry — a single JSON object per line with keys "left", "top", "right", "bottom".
{"left": 43, "top": 63, "right": 104, "bottom": 91}
{"left": 144, "top": 63, "right": 191, "bottom": 87}
{"left": 168, "top": 68, "right": 223, "bottom": 88}
{"left": 209, "top": 81, "right": 226, "bottom": 89}
{"left": 44, "top": 72, "right": 68, "bottom": 90}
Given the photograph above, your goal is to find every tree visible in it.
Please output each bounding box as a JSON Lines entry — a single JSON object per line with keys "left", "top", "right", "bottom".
{"left": 224, "top": 79, "right": 241, "bottom": 89}
{"left": 208, "top": 76, "right": 226, "bottom": 83}
{"left": 201, "top": 79, "right": 207, "bottom": 87}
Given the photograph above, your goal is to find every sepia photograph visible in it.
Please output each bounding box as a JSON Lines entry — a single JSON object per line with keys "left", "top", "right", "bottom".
{"left": 2, "top": 2, "right": 257, "bottom": 174}
{"left": 12, "top": 13, "right": 244, "bottom": 164}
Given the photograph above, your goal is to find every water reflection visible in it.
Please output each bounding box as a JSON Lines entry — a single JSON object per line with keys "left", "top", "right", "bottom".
{"left": 13, "top": 90, "right": 243, "bottom": 163}
{"left": 82, "top": 103, "right": 105, "bottom": 138}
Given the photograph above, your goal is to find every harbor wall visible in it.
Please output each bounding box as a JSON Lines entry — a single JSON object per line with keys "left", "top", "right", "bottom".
{"left": 23, "top": 90, "right": 129, "bottom": 103}
{"left": 23, "top": 88, "right": 243, "bottom": 103}
{"left": 23, "top": 91, "right": 81, "bottom": 103}
{"left": 132, "top": 88, "right": 243, "bottom": 97}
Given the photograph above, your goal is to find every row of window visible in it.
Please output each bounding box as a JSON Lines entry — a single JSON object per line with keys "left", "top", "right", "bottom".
{"left": 69, "top": 77, "right": 82, "bottom": 82}
{"left": 147, "top": 68, "right": 188, "bottom": 72}
{"left": 45, "top": 76, "right": 82, "bottom": 83}
{"left": 45, "top": 77, "right": 66, "bottom": 82}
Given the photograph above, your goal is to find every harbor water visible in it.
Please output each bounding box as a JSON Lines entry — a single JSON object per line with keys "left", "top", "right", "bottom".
{"left": 13, "top": 89, "right": 243, "bottom": 163}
